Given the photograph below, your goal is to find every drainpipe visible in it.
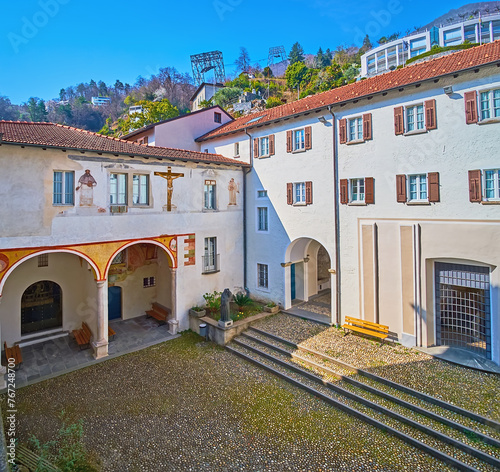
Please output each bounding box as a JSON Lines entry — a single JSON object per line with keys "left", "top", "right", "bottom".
{"left": 327, "top": 106, "right": 341, "bottom": 326}
{"left": 243, "top": 128, "right": 253, "bottom": 291}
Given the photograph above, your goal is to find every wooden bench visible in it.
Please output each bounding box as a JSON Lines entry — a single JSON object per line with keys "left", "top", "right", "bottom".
{"left": 146, "top": 302, "right": 171, "bottom": 325}
{"left": 342, "top": 316, "right": 389, "bottom": 341}
{"left": 4, "top": 342, "right": 22, "bottom": 369}
{"left": 72, "top": 321, "right": 92, "bottom": 349}
{"left": 108, "top": 325, "right": 116, "bottom": 341}
{"left": 15, "top": 444, "right": 61, "bottom": 471}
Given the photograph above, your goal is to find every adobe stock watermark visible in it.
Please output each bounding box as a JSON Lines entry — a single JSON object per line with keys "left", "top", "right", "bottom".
{"left": 8, "top": 0, "right": 70, "bottom": 54}
{"left": 213, "top": 0, "right": 243, "bottom": 21}
{"left": 352, "top": 0, "right": 403, "bottom": 46}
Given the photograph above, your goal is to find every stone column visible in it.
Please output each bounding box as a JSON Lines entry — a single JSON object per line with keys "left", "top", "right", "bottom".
{"left": 0, "top": 298, "right": 6, "bottom": 389}
{"left": 92, "top": 280, "right": 109, "bottom": 359}
{"left": 329, "top": 269, "right": 337, "bottom": 326}
{"left": 168, "top": 268, "right": 179, "bottom": 335}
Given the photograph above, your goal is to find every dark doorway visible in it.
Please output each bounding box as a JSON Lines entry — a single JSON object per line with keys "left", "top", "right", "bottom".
{"left": 108, "top": 286, "right": 122, "bottom": 320}
{"left": 21, "top": 281, "right": 62, "bottom": 335}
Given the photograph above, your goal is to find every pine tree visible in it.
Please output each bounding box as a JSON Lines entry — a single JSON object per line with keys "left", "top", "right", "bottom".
{"left": 289, "top": 42, "right": 305, "bottom": 64}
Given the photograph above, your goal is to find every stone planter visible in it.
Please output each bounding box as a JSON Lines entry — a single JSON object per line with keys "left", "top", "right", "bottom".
{"left": 263, "top": 305, "right": 280, "bottom": 314}
{"left": 189, "top": 308, "right": 206, "bottom": 318}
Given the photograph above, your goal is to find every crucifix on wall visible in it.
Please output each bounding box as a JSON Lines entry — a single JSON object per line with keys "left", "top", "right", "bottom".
{"left": 154, "top": 167, "right": 184, "bottom": 211}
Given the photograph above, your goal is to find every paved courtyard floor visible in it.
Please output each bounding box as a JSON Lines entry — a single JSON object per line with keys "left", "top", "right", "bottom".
{"left": 3, "top": 323, "right": 499, "bottom": 472}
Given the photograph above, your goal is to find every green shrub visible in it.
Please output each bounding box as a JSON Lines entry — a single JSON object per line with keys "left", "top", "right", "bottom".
{"left": 233, "top": 292, "right": 252, "bottom": 311}
{"left": 266, "top": 97, "right": 282, "bottom": 109}
{"left": 203, "top": 290, "right": 222, "bottom": 315}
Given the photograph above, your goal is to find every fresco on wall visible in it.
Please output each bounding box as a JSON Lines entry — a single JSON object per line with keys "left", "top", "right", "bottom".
{"left": 228, "top": 178, "right": 239, "bottom": 205}
{"left": 76, "top": 169, "right": 97, "bottom": 206}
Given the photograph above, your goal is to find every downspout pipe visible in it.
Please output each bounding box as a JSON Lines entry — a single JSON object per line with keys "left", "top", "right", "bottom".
{"left": 243, "top": 128, "right": 253, "bottom": 291}
{"left": 327, "top": 106, "right": 341, "bottom": 326}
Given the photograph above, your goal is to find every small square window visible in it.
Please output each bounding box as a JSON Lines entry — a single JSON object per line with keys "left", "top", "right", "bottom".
{"left": 143, "top": 276, "right": 156, "bottom": 288}
{"left": 38, "top": 254, "right": 48, "bottom": 267}
{"left": 257, "top": 190, "right": 268, "bottom": 198}
{"left": 214, "top": 112, "right": 222, "bottom": 123}
{"left": 257, "top": 263, "right": 268, "bottom": 289}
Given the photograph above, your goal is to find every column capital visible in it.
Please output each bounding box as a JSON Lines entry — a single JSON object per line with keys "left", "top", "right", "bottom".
{"left": 96, "top": 280, "right": 107, "bottom": 288}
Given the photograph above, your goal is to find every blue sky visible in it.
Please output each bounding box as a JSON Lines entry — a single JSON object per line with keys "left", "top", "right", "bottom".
{"left": 1, "top": 0, "right": 464, "bottom": 104}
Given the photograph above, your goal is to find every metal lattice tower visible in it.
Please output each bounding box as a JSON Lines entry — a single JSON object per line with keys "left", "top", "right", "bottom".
{"left": 190, "top": 51, "right": 226, "bottom": 86}
{"left": 267, "top": 46, "right": 287, "bottom": 68}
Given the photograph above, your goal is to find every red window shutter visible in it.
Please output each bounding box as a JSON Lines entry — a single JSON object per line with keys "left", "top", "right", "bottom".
{"left": 287, "top": 183, "right": 293, "bottom": 205}
{"left": 428, "top": 172, "right": 440, "bottom": 202}
{"left": 396, "top": 174, "right": 407, "bottom": 202}
{"left": 365, "top": 177, "right": 374, "bottom": 204}
{"left": 305, "top": 126, "right": 312, "bottom": 150}
{"left": 394, "top": 107, "right": 404, "bottom": 135}
{"left": 468, "top": 170, "right": 482, "bottom": 202}
{"left": 340, "top": 179, "right": 348, "bottom": 204}
{"left": 253, "top": 138, "right": 259, "bottom": 158}
{"left": 464, "top": 91, "right": 478, "bottom": 124}
{"left": 339, "top": 119, "right": 347, "bottom": 144}
{"left": 286, "top": 130, "right": 292, "bottom": 153}
{"left": 269, "top": 134, "right": 275, "bottom": 155}
{"left": 425, "top": 100, "right": 437, "bottom": 130}
{"left": 305, "top": 181, "right": 313, "bottom": 204}
{"left": 363, "top": 113, "right": 372, "bottom": 140}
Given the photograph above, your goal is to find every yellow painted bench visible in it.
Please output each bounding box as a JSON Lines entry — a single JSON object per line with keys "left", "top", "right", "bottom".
{"left": 342, "top": 316, "right": 389, "bottom": 340}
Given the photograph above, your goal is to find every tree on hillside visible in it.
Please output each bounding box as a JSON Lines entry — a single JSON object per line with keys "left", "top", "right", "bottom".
{"left": 263, "top": 66, "right": 273, "bottom": 78}
{"left": 26, "top": 97, "right": 48, "bottom": 122}
{"left": 289, "top": 42, "right": 305, "bottom": 64}
{"left": 213, "top": 87, "right": 242, "bottom": 108}
{"left": 360, "top": 35, "right": 373, "bottom": 54}
{"left": 285, "top": 62, "right": 309, "bottom": 91}
{"left": 235, "top": 47, "right": 251, "bottom": 73}
{"left": 0, "top": 96, "right": 19, "bottom": 120}
{"left": 315, "top": 47, "right": 331, "bottom": 68}
{"left": 119, "top": 99, "right": 179, "bottom": 135}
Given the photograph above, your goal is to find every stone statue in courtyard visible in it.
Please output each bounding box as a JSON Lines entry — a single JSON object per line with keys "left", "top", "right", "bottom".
{"left": 220, "top": 288, "right": 232, "bottom": 324}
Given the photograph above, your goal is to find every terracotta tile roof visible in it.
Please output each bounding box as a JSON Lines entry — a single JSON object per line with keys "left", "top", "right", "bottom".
{"left": 197, "top": 41, "right": 500, "bottom": 142}
{"left": 0, "top": 121, "right": 247, "bottom": 166}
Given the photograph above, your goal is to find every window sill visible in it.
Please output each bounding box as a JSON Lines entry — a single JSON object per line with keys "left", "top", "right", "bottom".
{"left": 481, "top": 200, "right": 500, "bottom": 204}
{"left": 292, "top": 202, "right": 307, "bottom": 206}
{"left": 348, "top": 201, "right": 367, "bottom": 206}
{"left": 257, "top": 154, "right": 271, "bottom": 159}
{"left": 406, "top": 201, "right": 431, "bottom": 205}
{"left": 404, "top": 129, "right": 427, "bottom": 136}
{"left": 53, "top": 204, "right": 74, "bottom": 207}
{"left": 346, "top": 139, "right": 365, "bottom": 145}
{"left": 202, "top": 208, "right": 219, "bottom": 212}
{"left": 478, "top": 118, "right": 500, "bottom": 125}
{"left": 202, "top": 269, "right": 220, "bottom": 275}
{"left": 256, "top": 286, "right": 270, "bottom": 293}
{"left": 292, "top": 148, "right": 306, "bottom": 154}
{"left": 131, "top": 205, "right": 152, "bottom": 209}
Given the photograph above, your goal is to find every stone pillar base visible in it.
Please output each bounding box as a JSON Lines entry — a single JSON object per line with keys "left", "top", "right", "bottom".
{"left": 168, "top": 320, "right": 179, "bottom": 335}
{"left": 92, "top": 340, "right": 109, "bottom": 359}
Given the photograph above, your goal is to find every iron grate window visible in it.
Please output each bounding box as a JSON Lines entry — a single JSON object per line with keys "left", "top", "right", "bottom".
{"left": 38, "top": 254, "right": 48, "bottom": 267}
{"left": 435, "top": 263, "right": 491, "bottom": 359}
{"left": 143, "top": 277, "right": 156, "bottom": 288}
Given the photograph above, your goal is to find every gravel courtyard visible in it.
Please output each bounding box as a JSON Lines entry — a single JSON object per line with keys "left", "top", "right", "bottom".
{"left": 3, "top": 317, "right": 499, "bottom": 471}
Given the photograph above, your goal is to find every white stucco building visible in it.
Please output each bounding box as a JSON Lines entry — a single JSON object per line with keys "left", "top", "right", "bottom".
{"left": 197, "top": 41, "right": 500, "bottom": 366}
{"left": 0, "top": 122, "right": 247, "bottom": 359}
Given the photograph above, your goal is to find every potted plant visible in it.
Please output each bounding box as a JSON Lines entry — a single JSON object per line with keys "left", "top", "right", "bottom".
{"left": 263, "top": 302, "right": 280, "bottom": 314}
{"left": 189, "top": 306, "right": 206, "bottom": 318}
{"left": 203, "top": 290, "right": 222, "bottom": 318}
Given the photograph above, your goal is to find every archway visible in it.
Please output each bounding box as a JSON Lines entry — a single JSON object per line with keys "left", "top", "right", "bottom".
{"left": 21, "top": 280, "right": 62, "bottom": 335}
{"left": 285, "top": 238, "right": 332, "bottom": 319}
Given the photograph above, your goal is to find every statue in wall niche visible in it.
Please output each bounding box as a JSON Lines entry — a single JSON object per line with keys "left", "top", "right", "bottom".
{"left": 228, "top": 178, "right": 239, "bottom": 205}
{"left": 220, "top": 288, "right": 232, "bottom": 322}
{"left": 76, "top": 169, "right": 97, "bottom": 206}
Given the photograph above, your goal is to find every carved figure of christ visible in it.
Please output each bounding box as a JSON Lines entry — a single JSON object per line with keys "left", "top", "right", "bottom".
{"left": 154, "top": 167, "right": 184, "bottom": 211}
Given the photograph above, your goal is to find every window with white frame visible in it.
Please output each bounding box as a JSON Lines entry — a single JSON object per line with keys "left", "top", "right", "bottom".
{"left": 257, "top": 190, "right": 268, "bottom": 198}
{"left": 257, "top": 207, "right": 268, "bottom": 231}
{"left": 350, "top": 178, "right": 365, "bottom": 202}
{"left": 408, "top": 174, "right": 428, "bottom": 201}
{"left": 110, "top": 173, "right": 127, "bottom": 205}
{"left": 257, "top": 263, "right": 269, "bottom": 289}
{"left": 53, "top": 171, "right": 74, "bottom": 205}
{"left": 204, "top": 180, "right": 216, "bottom": 210}
{"left": 349, "top": 117, "right": 363, "bottom": 141}
{"left": 234, "top": 142, "right": 240, "bottom": 157}
{"left": 132, "top": 174, "right": 149, "bottom": 205}
{"left": 203, "top": 237, "right": 218, "bottom": 273}
{"left": 293, "top": 128, "right": 305, "bottom": 151}
{"left": 293, "top": 182, "right": 306, "bottom": 204}
{"left": 484, "top": 169, "right": 500, "bottom": 201}
{"left": 406, "top": 104, "right": 425, "bottom": 131}
{"left": 260, "top": 136, "right": 270, "bottom": 157}
{"left": 479, "top": 89, "right": 500, "bottom": 121}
